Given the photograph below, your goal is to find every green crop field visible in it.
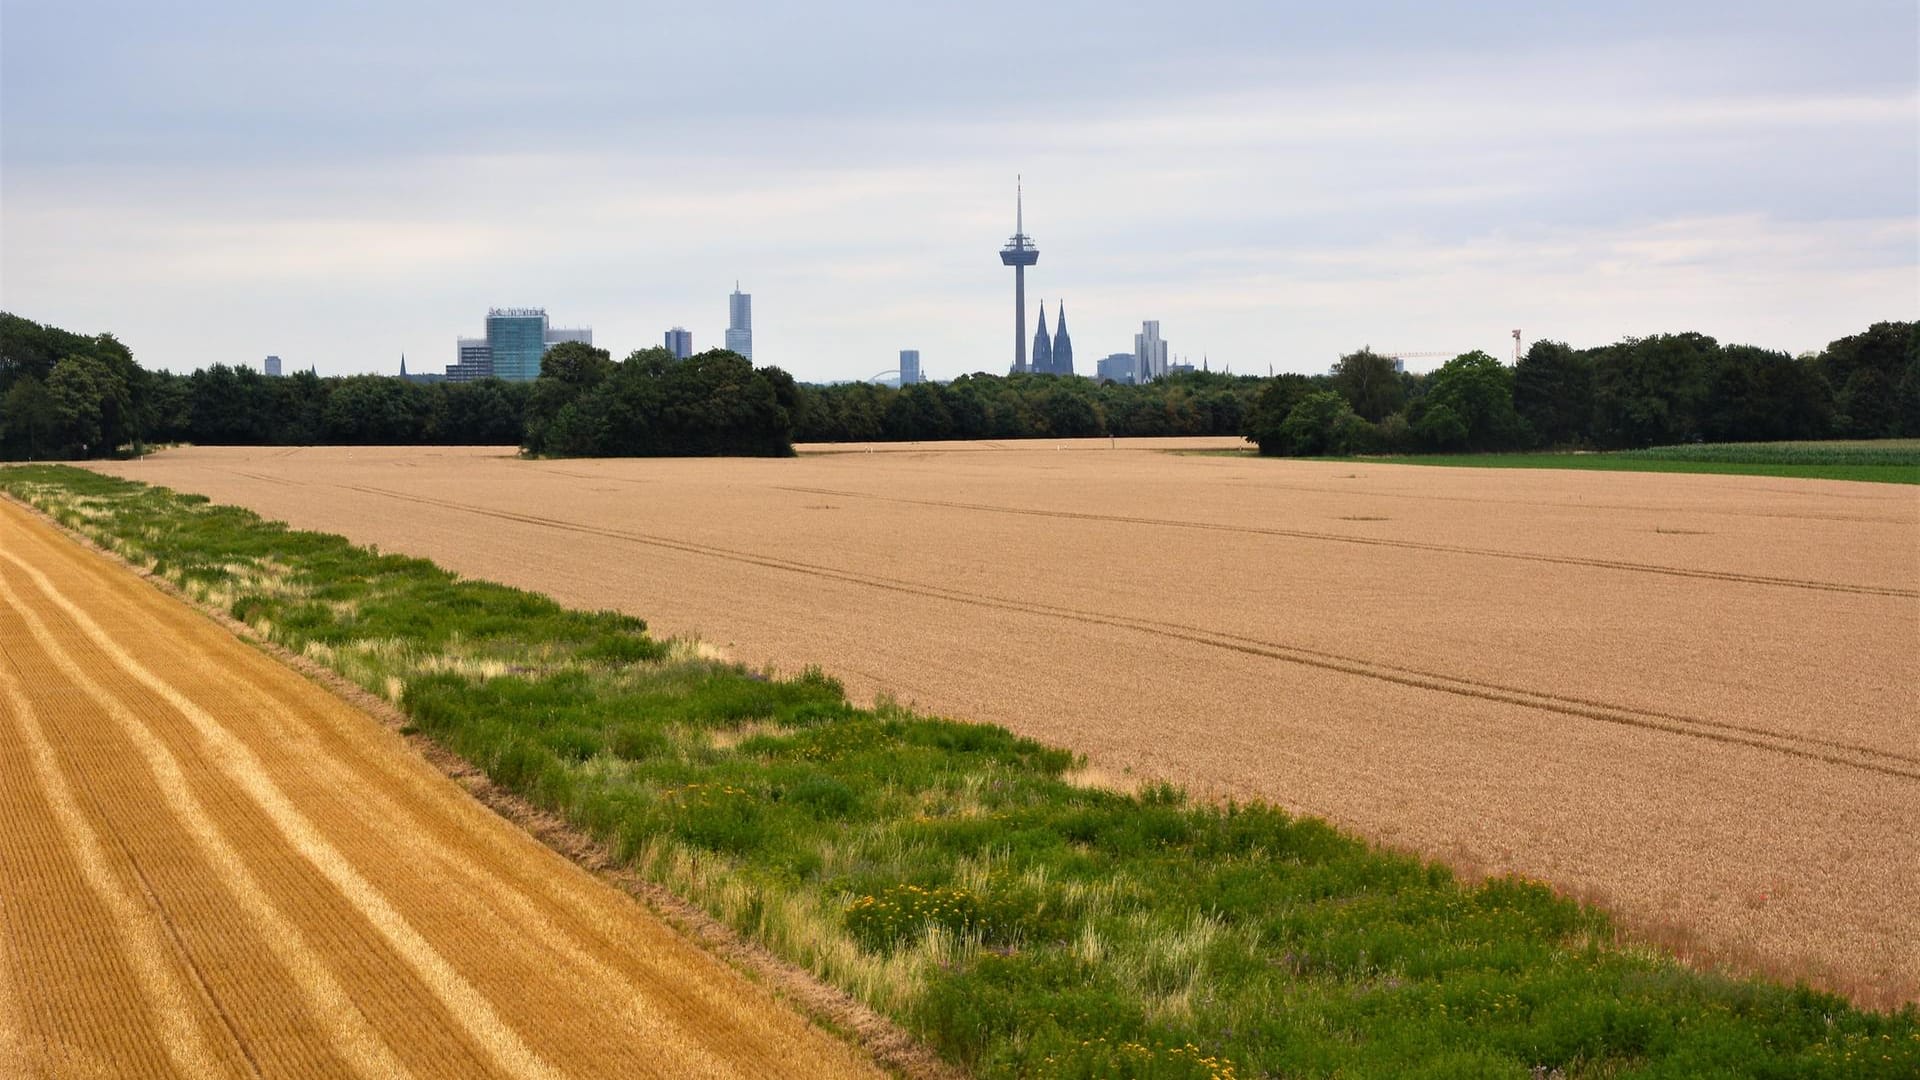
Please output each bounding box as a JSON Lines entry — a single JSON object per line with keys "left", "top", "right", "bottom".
{"left": 5, "top": 464, "right": 1915, "bottom": 1080}
{"left": 1304, "top": 440, "right": 1920, "bottom": 483}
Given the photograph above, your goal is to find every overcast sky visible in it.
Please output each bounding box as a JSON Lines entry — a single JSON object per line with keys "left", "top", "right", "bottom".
{"left": 3, "top": 1, "right": 1915, "bottom": 381}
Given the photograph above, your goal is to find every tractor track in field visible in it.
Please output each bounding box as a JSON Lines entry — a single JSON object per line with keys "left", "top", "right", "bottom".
{"left": 335, "top": 482, "right": 1918, "bottom": 782}
{"left": 769, "top": 485, "right": 1918, "bottom": 599}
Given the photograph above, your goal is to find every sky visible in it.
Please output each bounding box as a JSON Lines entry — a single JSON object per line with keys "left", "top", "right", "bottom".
{"left": 2, "top": 1, "right": 1915, "bottom": 382}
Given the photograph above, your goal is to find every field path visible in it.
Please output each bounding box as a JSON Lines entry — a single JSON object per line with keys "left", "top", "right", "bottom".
{"left": 0, "top": 496, "right": 883, "bottom": 1079}
{"left": 87, "top": 442, "right": 1920, "bottom": 1005}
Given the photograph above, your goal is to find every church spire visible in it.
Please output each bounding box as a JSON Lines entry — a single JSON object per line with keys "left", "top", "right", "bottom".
{"left": 1031, "top": 300, "right": 1053, "bottom": 375}
{"left": 1052, "top": 302, "right": 1073, "bottom": 377}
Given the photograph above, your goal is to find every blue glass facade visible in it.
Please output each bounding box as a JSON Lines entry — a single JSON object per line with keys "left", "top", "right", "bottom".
{"left": 486, "top": 310, "right": 548, "bottom": 381}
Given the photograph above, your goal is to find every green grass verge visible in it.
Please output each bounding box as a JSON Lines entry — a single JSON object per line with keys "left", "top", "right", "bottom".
{"left": 5, "top": 464, "right": 1915, "bottom": 1079}
{"left": 1237, "top": 440, "right": 1920, "bottom": 483}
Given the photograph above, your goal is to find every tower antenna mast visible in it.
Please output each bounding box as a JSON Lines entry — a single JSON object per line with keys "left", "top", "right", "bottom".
{"left": 999, "top": 175, "right": 1040, "bottom": 374}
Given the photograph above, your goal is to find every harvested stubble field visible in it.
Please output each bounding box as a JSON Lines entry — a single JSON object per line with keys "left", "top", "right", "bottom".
{"left": 89, "top": 439, "right": 1920, "bottom": 1005}
{"left": 0, "top": 497, "right": 882, "bottom": 1078}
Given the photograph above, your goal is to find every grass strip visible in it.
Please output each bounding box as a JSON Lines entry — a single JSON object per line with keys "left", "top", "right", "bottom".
{"left": 4, "top": 464, "right": 1915, "bottom": 1079}
{"left": 1200, "top": 439, "right": 1920, "bottom": 483}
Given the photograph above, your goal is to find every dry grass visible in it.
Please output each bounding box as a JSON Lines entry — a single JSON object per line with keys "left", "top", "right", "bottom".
{"left": 87, "top": 440, "right": 1920, "bottom": 1006}
{"left": 0, "top": 498, "right": 885, "bottom": 1078}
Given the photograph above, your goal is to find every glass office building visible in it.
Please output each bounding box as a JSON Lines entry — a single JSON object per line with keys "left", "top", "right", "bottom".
{"left": 486, "top": 308, "right": 549, "bottom": 381}
{"left": 725, "top": 284, "right": 752, "bottom": 360}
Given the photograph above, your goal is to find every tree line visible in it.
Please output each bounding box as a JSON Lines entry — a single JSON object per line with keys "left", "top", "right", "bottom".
{"left": 1, "top": 313, "right": 533, "bottom": 457}
{"left": 4, "top": 310, "right": 1913, "bottom": 461}
{"left": 1245, "top": 322, "right": 1917, "bottom": 456}
{"left": 794, "top": 370, "right": 1257, "bottom": 442}
{"left": 522, "top": 343, "right": 799, "bottom": 457}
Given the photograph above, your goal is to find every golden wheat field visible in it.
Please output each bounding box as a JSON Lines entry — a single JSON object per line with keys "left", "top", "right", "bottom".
{"left": 0, "top": 497, "right": 883, "bottom": 1078}
{"left": 88, "top": 441, "right": 1920, "bottom": 1005}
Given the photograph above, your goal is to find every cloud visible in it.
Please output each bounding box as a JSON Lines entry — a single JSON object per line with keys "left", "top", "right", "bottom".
{"left": 1, "top": 1, "right": 1913, "bottom": 380}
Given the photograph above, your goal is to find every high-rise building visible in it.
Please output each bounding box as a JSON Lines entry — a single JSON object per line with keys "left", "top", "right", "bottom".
{"left": 998, "top": 178, "right": 1039, "bottom": 374}
{"left": 1030, "top": 301, "right": 1053, "bottom": 375}
{"left": 448, "top": 337, "right": 493, "bottom": 382}
{"left": 465, "top": 308, "right": 591, "bottom": 381}
{"left": 899, "top": 349, "right": 922, "bottom": 385}
{"left": 486, "top": 308, "right": 549, "bottom": 381}
{"left": 1134, "top": 320, "right": 1169, "bottom": 383}
{"left": 1098, "top": 352, "right": 1135, "bottom": 384}
{"left": 665, "top": 327, "right": 693, "bottom": 359}
{"left": 263, "top": 355, "right": 283, "bottom": 377}
{"left": 725, "top": 283, "right": 753, "bottom": 359}
{"left": 1052, "top": 303, "right": 1074, "bottom": 376}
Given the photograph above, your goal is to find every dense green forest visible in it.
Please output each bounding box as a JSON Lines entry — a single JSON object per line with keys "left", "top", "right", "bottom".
{"left": 2, "top": 310, "right": 1914, "bottom": 460}
{"left": 1242, "top": 324, "right": 1919, "bottom": 457}
{"left": 794, "top": 370, "right": 1256, "bottom": 441}
{"left": 521, "top": 342, "right": 801, "bottom": 457}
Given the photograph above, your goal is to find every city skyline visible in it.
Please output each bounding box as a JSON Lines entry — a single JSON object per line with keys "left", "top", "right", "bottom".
{"left": 3, "top": 3, "right": 1913, "bottom": 383}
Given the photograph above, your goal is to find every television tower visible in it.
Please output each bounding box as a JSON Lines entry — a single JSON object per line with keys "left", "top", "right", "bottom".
{"left": 999, "top": 177, "right": 1040, "bottom": 374}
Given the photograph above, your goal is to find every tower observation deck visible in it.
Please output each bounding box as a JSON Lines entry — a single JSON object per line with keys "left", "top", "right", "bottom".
{"left": 999, "top": 177, "right": 1040, "bottom": 374}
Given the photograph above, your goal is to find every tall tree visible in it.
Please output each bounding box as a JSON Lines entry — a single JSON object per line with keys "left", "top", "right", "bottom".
{"left": 1703, "top": 346, "right": 1831, "bottom": 442}
{"left": 1425, "top": 351, "right": 1526, "bottom": 450}
{"left": 45, "top": 354, "right": 132, "bottom": 456}
{"left": 1590, "top": 333, "right": 1717, "bottom": 448}
{"left": 1513, "top": 340, "right": 1593, "bottom": 447}
{"left": 1329, "top": 349, "right": 1405, "bottom": 422}
{"left": 1242, "top": 374, "right": 1317, "bottom": 455}
{"left": 1277, "top": 390, "right": 1370, "bottom": 456}
{"left": 0, "top": 376, "right": 57, "bottom": 458}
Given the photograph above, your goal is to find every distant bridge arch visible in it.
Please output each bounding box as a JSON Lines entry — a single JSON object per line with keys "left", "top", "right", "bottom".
{"left": 867, "top": 369, "right": 901, "bottom": 385}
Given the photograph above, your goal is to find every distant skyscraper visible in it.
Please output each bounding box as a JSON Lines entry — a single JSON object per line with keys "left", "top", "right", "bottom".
{"left": 1030, "top": 301, "right": 1053, "bottom": 375}
{"left": 665, "top": 327, "right": 693, "bottom": 359}
{"left": 1098, "top": 352, "right": 1135, "bottom": 384}
{"left": 899, "top": 349, "right": 922, "bottom": 385}
{"left": 486, "top": 308, "right": 549, "bottom": 381}
{"left": 263, "top": 355, "right": 282, "bottom": 377}
{"left": 725, "top": 283, "right": 753, "bottom": 359}
{"left": 448, "top": 337, "right": 493, "bottom": 382}
{"left": 999, "top": 178, "right": 1040, "bottom": 374}
{"left": 1052, "top": 303, "right": 1074, "bottom": 376}
{"left": 543, "top": 326, "right": 593, "bottom": 347}
{"left": 468, "top": 308, "right": 590, "bottom": 381}
{"left": 1134, "top": 320, "right": 1169, "bottom": 383}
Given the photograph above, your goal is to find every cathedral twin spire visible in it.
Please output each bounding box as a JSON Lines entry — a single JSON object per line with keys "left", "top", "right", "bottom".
{"left": 1029, "top": 302, "right": 1074, "bottom": 376}
{"left": 1032, "top": 302, "right": 1053, "bottom": 374}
